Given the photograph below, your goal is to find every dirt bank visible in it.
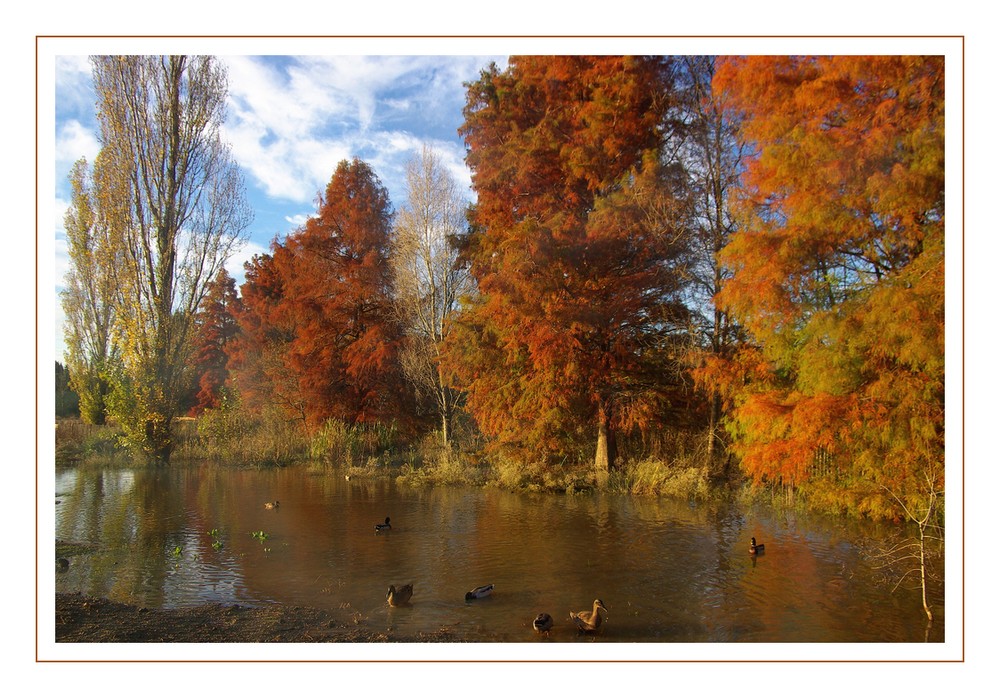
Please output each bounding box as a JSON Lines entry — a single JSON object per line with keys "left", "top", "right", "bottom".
{"left": 55, "top": 593, "right": 461, "bottom": 643}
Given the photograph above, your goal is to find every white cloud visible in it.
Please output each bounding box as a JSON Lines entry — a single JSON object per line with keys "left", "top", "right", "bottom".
{"left": 224, "top": 239, "right": 270, "bottom": 290}
{"left": 55, "top": 120, "right": 100, "bottom": 171}
{"left": 221, "top": 55, "right": 495, "bottom": 207}
{"left": 54, "top": 196, "right": 69, "bottom": 282}
{"left": 284, "top": 213, "right": 311, "bottom": 227}
{"left": 54, "top": 55, "right": 95, "bottom": 115}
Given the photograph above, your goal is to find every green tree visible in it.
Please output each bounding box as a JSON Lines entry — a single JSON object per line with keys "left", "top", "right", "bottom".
{"left": 87, "top": 55, "right": 252, "bottom": 461}
{"left": 61, "top": 157, "right": 117, "bottom": 424}
{"left": 55, "top": 361, "right": 80, "bottom": 418}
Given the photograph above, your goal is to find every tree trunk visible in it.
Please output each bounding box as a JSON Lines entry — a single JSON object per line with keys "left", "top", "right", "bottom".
{"left": 919, "top": 524, "right": 933, "bottom": 621}
{"left": 441, "top": 409, "right": 450, "bottom": 450}
{"left": 594, "top": 403, "right": 616, "bottom": 478}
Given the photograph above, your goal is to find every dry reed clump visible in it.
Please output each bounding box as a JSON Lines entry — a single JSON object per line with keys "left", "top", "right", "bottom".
{"left": 55, "top": 418, "right": 130, "bottom": 465}
{"left": 309, "top": 419, "right": 399, "bottom": 469}
{"left": 487, "top": 454, "right": 594, "bottom": 493}
{"left": 194, "top": 406, "right": 309, "bottom": 465}
{"left": 394, "top": 433, "right": 487, "bottom": 486}
{"left": 612, "top": 457, "right": 712, "bottom": 499}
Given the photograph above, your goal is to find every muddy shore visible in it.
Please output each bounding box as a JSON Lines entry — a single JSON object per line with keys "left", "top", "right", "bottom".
{"left": 55, "top": 592, "right": 462, "bottom": 643}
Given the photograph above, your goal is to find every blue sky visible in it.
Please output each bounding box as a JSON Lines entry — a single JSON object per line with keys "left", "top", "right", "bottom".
{"left": 53, "top": 52, "right": 507, "bottom": 359}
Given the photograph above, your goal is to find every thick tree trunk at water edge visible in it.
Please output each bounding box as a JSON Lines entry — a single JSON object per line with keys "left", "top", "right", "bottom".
{"left": 144, "top": 415, "right": 173, "bottom": 464}
{"left": 594, "top": 405, "right": 616, "bottom": 484}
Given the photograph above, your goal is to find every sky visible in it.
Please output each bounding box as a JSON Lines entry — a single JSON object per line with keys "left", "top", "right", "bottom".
{"left": 52, "top": 51, "right": 507, "bottom": 360}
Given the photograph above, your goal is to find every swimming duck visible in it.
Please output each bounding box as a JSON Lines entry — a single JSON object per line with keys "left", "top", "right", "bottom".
{"left": 264, "top": 500, "right": 279, "bottom": 509}
{"left": 570, "top": 599, "right": 608, "bottom": 633}
{"left": 465, "top": 583, "right": 495, "bottom": 601}
{"left": 375, "top": 516, "right": 392, "bottom": 532}
{"left": 749, "top": 537, "right": 765, "bottom": 555}
{"left": 386, "top": 583, "right": 413, "bottom": 607}
{"left": 533, "top": 613, "right": 554, "bottom": 633}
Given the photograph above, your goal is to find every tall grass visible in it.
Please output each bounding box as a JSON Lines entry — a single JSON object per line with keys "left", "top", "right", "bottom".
{"left": 393, "top": 432, "right": 488, "bottom": 486}
{"left": 308, "top": 419, "right": 399, "bottom": 469}
{"left": 55, "top": 418, "right": 130, "bottom": 465}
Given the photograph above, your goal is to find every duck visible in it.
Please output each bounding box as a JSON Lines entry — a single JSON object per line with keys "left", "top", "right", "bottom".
{"left": 264, "top": 500, "right": 279, "bottom": 509}
{"left": 749, "top": 536, "right": 765, "bottom": 555}
{"left": 465, "top": 583, "right": 495, "bottom": 601}
{"left": 532, "top": 612, "right": 554, "bottom": 633}
{"left": 375, "top": 516, "right": 392, "bottom": 532}
{"left": 570, "top": 599, "right": 608, "bottom": 633}
{"left": 386, "top": 583, "right": 413, "bottom": 607}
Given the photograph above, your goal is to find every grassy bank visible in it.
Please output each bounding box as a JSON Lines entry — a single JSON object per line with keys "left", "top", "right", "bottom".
{"left": 55, "top": 415, "right": 733, "bottom": 501}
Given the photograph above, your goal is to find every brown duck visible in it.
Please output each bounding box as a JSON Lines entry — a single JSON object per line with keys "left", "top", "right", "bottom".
{"left": 570, "top": 599, "right": 608, "bottom": 633}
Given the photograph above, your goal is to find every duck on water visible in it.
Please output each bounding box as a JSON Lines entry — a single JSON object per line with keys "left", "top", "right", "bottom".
{"left": 570, "top": 599, "right": 608, "bottom": 633}
{"left": 465, "top": 584, "right": 495, "bottom": 601}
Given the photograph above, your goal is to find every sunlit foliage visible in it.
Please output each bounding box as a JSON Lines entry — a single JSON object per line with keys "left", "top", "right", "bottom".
{"left": 709, "top": 56, "right": 944, "bottom": 516}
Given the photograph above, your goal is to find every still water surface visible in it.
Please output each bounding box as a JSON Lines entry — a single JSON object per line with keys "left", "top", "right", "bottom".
{"left": 54, "top": 462, "right": 943, "bottom": 643}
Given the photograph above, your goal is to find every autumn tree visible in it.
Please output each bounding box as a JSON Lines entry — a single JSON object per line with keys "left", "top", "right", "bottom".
{"left": 235, "top": 159, "right": 409, "bottom": 430}
{"left": 227, "top": 249, "right": 309, "bottom": 423}
{"left": 390, "top": 145, "right": 473, "bottom": 447}
{"left": 449, "top": 56, "right": 691, "bottom": 474}
{"left": 61, "top": 157, "right": 118, "bottom": 424}
{"left": 85, "top": 55, "right": 252, "bottom": 461}
{"left": 670, "top": 56, "right": 750, "bottom": 468}
{"left": 710, "top": 56, "right": 944, "bottom": 519}
{"left": 189, "top": 268, "right": 241, "bottom": 414}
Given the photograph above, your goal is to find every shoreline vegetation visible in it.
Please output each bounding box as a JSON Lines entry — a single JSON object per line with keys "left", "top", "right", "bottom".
{"left": 54, "top": 415, "right": 833, "bottom": 513}
{"left": 55, "top": 416, "right": 726, "bottom": 500}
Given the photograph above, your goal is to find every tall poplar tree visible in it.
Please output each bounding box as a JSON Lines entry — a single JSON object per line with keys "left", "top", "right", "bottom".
{"left": 61, "top": 157, "right": 118, "bottom": 424}
{"left": 85, "top": 55, "right": 252, "bottom": 461}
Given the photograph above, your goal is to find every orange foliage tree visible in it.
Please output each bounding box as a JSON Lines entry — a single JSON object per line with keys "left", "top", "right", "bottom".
{"left": 232, "top": 159, "right": 412, "bottom": 430}
{"left": 189, "top": 268, "right": 241, "bottom": 414}
{"left": 709, "top": 56, "right": 944, "bottom": 516}
{"left": 447, "top": 56, "right": 692, "bottom": 472}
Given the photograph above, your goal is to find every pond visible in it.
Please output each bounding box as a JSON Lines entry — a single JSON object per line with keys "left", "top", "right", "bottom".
{"left": 53, "top": 462, "right": 944, "bottom": 645}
